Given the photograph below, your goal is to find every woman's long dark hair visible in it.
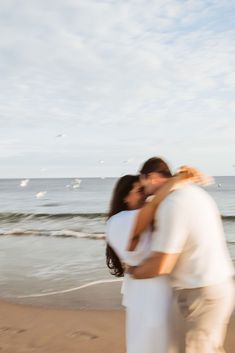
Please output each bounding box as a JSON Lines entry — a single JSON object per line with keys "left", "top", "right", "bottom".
{"left": 106, "top": 175, "right": 140, "bottom": 277}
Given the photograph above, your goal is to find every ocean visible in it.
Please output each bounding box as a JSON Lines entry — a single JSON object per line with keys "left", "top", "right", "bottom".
{"left": 0, "top": 177, "right": 234, "bottom": 304}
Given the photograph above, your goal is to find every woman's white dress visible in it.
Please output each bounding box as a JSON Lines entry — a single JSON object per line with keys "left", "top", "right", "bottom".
{"left": 106, "top": 210, "right": 177, "bottom": 353}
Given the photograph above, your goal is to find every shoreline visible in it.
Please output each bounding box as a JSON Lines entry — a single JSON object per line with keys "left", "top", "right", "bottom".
{"left": 0, "top": 283, "right": 235, "bottom": 353}
{"left": 2, "top": 281, "right": 124, "bottom": 310}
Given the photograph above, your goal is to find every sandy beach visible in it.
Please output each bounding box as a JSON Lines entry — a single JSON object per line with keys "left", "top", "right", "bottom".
{"left": 0, "top": 282, "right": 234, "bottom": 353}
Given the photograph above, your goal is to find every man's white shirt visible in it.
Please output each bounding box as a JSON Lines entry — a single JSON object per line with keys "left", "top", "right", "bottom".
{"left": 152, "top": 183, "right": 234, "bottom": 289}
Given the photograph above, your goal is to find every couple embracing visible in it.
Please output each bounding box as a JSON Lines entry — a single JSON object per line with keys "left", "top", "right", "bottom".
{"left": 106, "top": 157, "right": 234, "bottom": 353}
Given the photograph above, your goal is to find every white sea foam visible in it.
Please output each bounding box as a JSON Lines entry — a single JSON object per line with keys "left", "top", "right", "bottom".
{"left": 51, "top": 229, "right": 105, "bottom": 239}
{"left": 13, "top": 279, "right": 123, "bottom": 298}
{"left": 0, "top": 228, "right": 106, "bottom": 239}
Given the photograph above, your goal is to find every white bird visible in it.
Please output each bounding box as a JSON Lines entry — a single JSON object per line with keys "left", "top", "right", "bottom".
{"left": 56, "top": 134, "right": 66, "bottom": 138}
{"left": 123, "top": 158, "right": 134, "bottom": 164}
{"left": 20, "top": 179, "right": 29, "bottom": 188}
{"left": 73, "top": 185, "right": 80, "bottom": 189}
{"left": 36, "top": 191, "right": 47, "bottom": 199}
{"left": 72, "top": 179, "right": 82, "bottom": 189}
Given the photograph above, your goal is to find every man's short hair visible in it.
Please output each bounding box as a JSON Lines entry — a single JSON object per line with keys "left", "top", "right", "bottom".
{"left": 140, "top": 157, "right": 172, "bottom": 177}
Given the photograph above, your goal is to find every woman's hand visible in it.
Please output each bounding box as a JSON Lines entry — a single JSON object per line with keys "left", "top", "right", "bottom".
{"left": 175, "top": 166, "right": 214, "bottom": 186}
{"left": 151, "top": 166, "right": 213, "bottom": 206}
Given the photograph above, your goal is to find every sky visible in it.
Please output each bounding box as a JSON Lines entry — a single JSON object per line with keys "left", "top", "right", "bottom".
{"left": 0, "top": 0, "right": 235, "bottom": 178}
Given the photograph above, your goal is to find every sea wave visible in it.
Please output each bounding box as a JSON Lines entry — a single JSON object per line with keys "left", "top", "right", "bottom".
{"left": 0, "top": 228, "right": 106, "bottom": 239}
{"left": 221, "top": 215, "right": 235, "bottom": 221}
{"left": 0, "top": 212, "right": 234, "bottom": 222}
{"left": 0, "top": 212, "right": 107, "bottom": 222}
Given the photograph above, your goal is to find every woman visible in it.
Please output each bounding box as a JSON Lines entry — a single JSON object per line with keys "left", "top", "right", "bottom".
{"left": 106, "top": 168, "right": 205, "bottom": 353}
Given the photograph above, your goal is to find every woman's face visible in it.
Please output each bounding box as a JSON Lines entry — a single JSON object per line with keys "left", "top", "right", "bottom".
{"left": 124, "top": 181, "right": 146, "bottom": 210}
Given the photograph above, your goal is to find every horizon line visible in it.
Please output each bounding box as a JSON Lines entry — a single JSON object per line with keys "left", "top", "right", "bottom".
{"left": 0, "top": 175, "right": 234, "bottom": 180}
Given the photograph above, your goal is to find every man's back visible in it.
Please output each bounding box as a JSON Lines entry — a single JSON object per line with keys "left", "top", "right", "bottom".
{"left": 152, "top": 183, "right": 234, "bottom": 289}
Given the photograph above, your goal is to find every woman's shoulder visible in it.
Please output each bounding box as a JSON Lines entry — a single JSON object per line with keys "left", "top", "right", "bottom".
{"left": 106, "top": 210, "right": 139, "bottom": 238}
{"left": 107, "top": 209, "right": 139, "bottom": 225}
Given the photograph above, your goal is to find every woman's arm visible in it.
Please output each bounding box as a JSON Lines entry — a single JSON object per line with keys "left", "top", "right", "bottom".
{"left": 126, "top": 175, "right": 180, "bottom": 252}
{"left": 127, "top": 166, "right": 210, "bottom": 252}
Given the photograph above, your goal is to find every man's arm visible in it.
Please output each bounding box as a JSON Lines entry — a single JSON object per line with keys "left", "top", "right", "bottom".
{"left": 128, "top": 251, "right": 180, "bottom": 279}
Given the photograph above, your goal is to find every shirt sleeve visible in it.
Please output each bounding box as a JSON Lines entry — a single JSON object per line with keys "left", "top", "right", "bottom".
{"left": 151, "top": 197, "right": 188, "bottom": 254}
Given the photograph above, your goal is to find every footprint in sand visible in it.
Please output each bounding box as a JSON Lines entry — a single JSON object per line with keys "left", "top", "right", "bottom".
{"left": 0, "top": 327, "right": 11, "bottom": 335}
{"left": 69, "top": 330, "right": 98, "bottom": 340}
{"left": 0, "top": 327, "right": 26, "bottom": 335}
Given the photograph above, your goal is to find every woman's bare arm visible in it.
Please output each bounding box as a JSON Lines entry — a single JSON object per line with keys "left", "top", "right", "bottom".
{"left": 126, "top": 176, "right": 180, "bottom": 251}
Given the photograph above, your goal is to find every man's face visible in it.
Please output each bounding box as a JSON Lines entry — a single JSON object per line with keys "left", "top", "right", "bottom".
{"left": 140, "top": 173, "right": 163, "bottom": 196}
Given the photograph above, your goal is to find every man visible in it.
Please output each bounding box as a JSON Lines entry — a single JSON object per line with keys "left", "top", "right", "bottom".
{"left": 127, "top": 157, "right": 234, "bottom": 353}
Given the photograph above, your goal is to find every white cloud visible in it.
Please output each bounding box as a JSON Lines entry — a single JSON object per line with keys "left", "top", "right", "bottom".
{"left": 0, "top": 0, "right": 234, "bottom": 176}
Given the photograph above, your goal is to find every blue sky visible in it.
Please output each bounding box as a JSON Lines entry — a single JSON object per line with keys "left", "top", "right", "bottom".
{"left": 0, "top": 0, "right": 235, "bottom": 177}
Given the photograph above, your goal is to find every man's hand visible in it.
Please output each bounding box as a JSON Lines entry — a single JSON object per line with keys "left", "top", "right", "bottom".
{"left": 125, "top": 252, "right": 179, "bottom": 279}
